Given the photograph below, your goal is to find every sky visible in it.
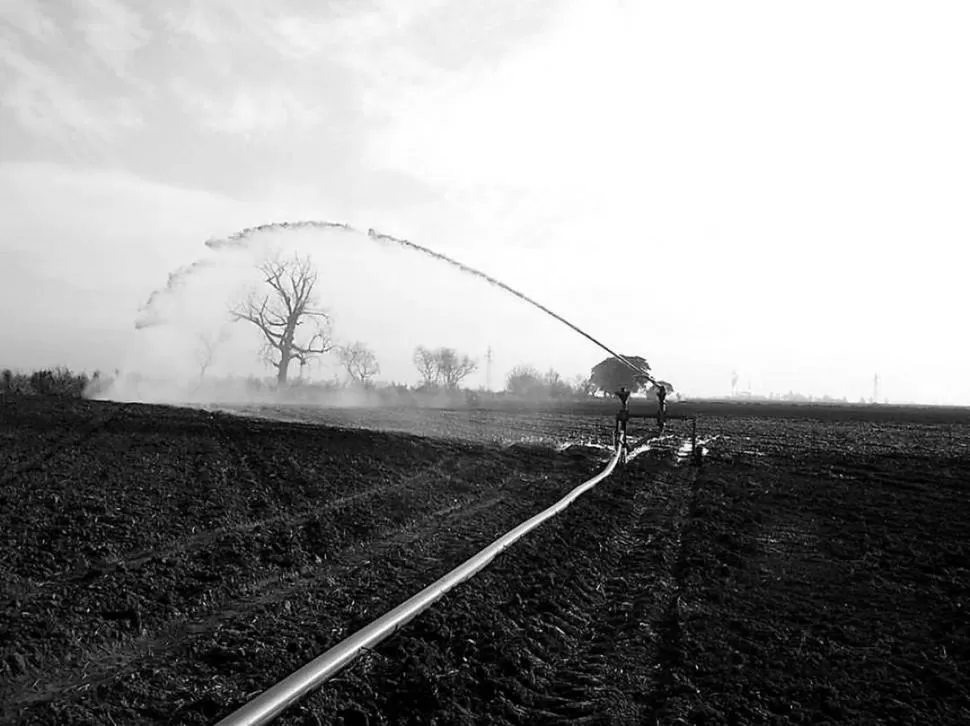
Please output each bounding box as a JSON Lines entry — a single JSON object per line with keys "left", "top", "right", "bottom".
{"left": 1, "top": 0, "right": 968, "bottom": 404}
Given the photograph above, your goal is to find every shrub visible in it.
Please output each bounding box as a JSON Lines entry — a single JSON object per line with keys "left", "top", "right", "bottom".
{"left": 3, "top": 367, "right": 91, "bottom": 397}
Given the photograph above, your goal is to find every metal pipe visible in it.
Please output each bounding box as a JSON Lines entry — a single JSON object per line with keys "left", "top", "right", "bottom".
{"left": 215, "top": 444, "right": 624, "bottom": 726}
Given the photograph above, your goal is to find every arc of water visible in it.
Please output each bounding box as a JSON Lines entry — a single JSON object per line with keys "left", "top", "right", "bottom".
{"left": 365, "top": 229, "right": 657, "bottom": 386}
{"left": 202, "top": 220, "right": 660, "bottom": 386}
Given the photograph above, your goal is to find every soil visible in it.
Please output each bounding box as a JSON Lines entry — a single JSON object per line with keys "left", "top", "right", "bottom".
{"left": 1, "top": 396, "right": 968, "bottom": 725}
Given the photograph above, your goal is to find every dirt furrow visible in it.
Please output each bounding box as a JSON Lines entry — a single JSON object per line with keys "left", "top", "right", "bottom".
{"left": 0, "top": 403, "right": 117, "bottom": 488}
{"left": 0, "top": 472, "right": 510, "bottom": 700}
{"left": 5, "top": 460, "right": 598, "bottom": 725}
{"left": 282, "top": 449, "right": 699, "bottom": 725}
{"left": 12, "top": 455, "right": 466, "bottom": 603}
{"left": 1, "top": 490, "right": 505, "bottom": 717}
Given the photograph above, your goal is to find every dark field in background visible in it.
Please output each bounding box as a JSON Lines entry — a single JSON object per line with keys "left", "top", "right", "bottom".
{"left": 1, "top": 396, "right": 967, "bottom": 724}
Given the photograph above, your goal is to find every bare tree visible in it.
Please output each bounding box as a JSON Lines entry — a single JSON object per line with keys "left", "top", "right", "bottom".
{"left": 413, "top": 345, "right": 438, "bottom": 387}
{"left": 195, "top": 327, "right": 230, "bottom": 380}
{"left": 435, "top": 347, "right": 478, "bottom": 390}
{"left": 338, "top": 341, "right": 380, "bottom": 385}
{"left": 230, "top": 252, "right": 333, "bottom": 384}
{"left": 195, "top": 334, "right": 216, "bottom": 380}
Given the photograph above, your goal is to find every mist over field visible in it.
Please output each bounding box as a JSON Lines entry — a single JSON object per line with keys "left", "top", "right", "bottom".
{"left": 95, "top": 221, "right": 604, "bottom": 405}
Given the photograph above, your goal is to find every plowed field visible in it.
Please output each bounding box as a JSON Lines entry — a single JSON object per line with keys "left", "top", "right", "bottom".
{"left": 1, "top": 397, "right": 968, "bottom": 725}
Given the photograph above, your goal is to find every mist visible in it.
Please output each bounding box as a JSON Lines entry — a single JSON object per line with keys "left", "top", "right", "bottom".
{"left": 93, "top": 221, "right": 610, "bottom": 406}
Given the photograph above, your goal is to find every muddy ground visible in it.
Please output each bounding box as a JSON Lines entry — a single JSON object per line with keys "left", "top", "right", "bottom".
{"left": 1, "top": 397, "right": 968, "bottom": 724}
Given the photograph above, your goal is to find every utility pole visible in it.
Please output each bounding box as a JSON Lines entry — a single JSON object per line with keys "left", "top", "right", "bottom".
{"left": 485, "top": 346, "right": 493, "bottom": 391}
{"left": 873, "top": 373, "right": 880, "bottom": 404}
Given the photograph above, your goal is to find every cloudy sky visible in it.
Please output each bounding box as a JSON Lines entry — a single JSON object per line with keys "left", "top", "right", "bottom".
{"left": 1, "top": 0, "right": 968, "bottom": 404}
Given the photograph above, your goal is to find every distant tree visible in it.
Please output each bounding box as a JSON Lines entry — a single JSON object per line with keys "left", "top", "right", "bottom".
{"left": 506, "top": 365, "right": 544, "bottom": 398}
{"left": 589, "top": 355, "right": 651, "bottom": 395}
{"left": 196, "top": 335, "right": 215, "bottom": 380}
{"left": 542, "top": 368, "right": 572, "bottom": 399}
{"left": 230, "top": 252, "right": 333, "bottom": 384}
{"left": 338, "top": 341, "right": 381, "bottom": 384}
{"left": 435, "top": 347, "right": 478, "bottom": 390}
{"left": 413, "top": 346, "right": 478, "bottom": 390}
{"left": 571, "top": 374, "right": 596, "bottom": 398}
{"left": 413, "top": 345, "right": 439, "bottom": 387}
{"left": 505, "top": 366, "right": 576, "bottom": 399}
{"left": 195, "top": 327, "right": 230, "bottom": 380}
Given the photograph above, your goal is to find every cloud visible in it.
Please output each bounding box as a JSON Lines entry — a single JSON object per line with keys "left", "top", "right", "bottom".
{"left": 0, "top": 0, "right": 62, "bottom": 44}
{"left": 71, "top": 0, "right": 150, "bottom": 78}
{"left": 215, "top": 88, "right": 323, "bottom": 137}
{"left": 0, "top": 37, "right": 111, "bottom": 145}
{"left": 0, "top": 160, "right": 260, "bottom": 371}
{"left": 0, "top": 37, "right": 147, "bottom": 152}
{"left": 0, "top": 160, "right": 253, "bottom": 322}
{"left": 170, "top": 79, "right": 323, "bottom": 138}
{"left": 162, "top": 1, "right": 294, "bottom": 55}
{"left": 160, "top": 1, "right": 219, "bottom": 45}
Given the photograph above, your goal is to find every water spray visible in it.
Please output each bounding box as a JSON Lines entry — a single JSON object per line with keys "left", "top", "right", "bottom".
{"left": 365, "top": 228, "right": 658, "bottom": 386}
{"left": 198, "top": 220, "right": 659, "bottom": 385}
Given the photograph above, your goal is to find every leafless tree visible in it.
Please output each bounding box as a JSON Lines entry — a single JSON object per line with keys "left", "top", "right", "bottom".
{"left": 195, "top": 335, "right": 216, "bottom": 380}
{"left": 338, "top": 341, "right": 380, "bottom": 384}
{"left": 230, "top": 252, "right": 333, "bottom": 384}
{"left": 413, "top": 345, "right": 438, "bottom": 387}
{"left": 435, "top": 347, "right": 478, "bottom": 390}
{"left": 195, "top": 327, "right": 231, "bottom": 380}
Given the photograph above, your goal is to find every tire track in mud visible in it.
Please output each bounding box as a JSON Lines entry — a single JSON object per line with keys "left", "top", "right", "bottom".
{"left": 1, "top": 490, "right": 508, "bottom": 717}
{"left": 5, "top": 398, "right": 605, "bottom": 725}
{"left": 293, "top": 443, "right": 703, "bottom": 725}
{"left": 493, "top": 465, "right": 694, "bottom": 725}
{"left": 14, "top": 451, "right": 469, "bottom": 598}
{"left": 3, "top": 409, "right": 504, "bottom": 712}
{"left": 1, "top": 464, "right": 496, "bottom": 676}
{"left": 497, "top": 450, "right": 698, "bottom": 725}
{"left": 5, "top": 413, "right": 449, "bottom": 585}
{"left": 3, "top": 460, "right": 596, "bottom": 724}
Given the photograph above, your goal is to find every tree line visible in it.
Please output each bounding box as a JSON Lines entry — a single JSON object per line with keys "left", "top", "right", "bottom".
{"left": 505, "top": 357, "right": 673, "bottom": 401}
{"left": 4, "top": 251, "right": 677, "bottom": 401}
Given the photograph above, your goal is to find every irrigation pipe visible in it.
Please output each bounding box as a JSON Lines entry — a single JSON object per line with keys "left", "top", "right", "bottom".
{"left": 215, "top": 443, "right": 624, "bottom": 726}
